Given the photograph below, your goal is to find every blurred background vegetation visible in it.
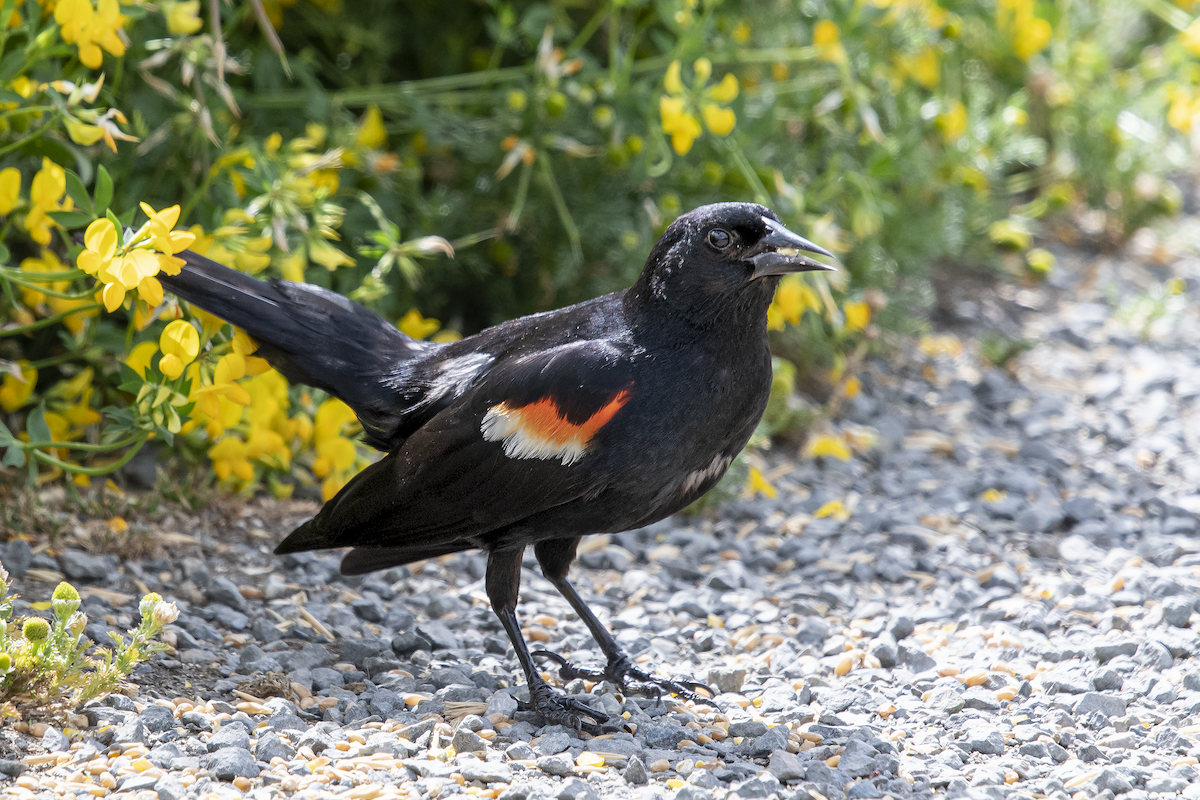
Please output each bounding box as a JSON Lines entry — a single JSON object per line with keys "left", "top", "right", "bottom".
{"left": 0, "top": 0, "right": 1196, "bottom": 506}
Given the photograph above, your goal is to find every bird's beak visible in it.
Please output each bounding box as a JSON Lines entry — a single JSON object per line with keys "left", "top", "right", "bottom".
{"left": 750, "top": 217, "right": 837, "bottom": 279}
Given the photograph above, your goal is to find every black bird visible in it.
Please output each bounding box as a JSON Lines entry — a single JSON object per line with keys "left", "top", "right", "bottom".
{"left": 158, "top": 202, "right": 834, "bottom": 730}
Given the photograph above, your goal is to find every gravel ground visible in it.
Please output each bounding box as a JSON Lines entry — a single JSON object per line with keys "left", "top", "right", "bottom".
{"left": 3, "top": 219, "right": 1200, "bottom": 800}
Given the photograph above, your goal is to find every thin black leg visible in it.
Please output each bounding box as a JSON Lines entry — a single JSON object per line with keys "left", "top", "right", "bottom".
{"left": 486, "top": 546, "right": 606, "bottom": 733}
{"left": 532, "top": 538, "right": 714, "bottom": 703}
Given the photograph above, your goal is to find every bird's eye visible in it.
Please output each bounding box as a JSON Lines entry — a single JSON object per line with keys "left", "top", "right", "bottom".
{"left": 707, "top": 229, "right": 732, "bottom": 250}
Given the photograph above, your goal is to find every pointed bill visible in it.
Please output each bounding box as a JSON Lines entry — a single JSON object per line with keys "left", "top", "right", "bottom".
{"left": 750, "top": 217, "right": 836, "bottom": 278}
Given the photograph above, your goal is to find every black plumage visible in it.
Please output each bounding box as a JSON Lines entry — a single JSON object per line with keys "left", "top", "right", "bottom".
{"left": 158, "top": 202, "right": 833, "bottom": 730}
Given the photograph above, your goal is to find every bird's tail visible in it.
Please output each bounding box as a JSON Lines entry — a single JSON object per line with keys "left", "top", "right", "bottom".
{"left": 159, "top": 250, "right": 436, "bottom": 447}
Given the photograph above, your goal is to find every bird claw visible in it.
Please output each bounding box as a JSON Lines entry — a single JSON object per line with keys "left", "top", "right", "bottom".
{"left": 528, "top": 678, "right": 607, "bottom": 735}
{"left": 534, "top": 650, "right": 715, "bottom": 705}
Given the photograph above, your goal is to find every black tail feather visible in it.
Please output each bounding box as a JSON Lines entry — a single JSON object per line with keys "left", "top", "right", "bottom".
{"left": 159, "top": 250, "right": 437, "bottom": 447}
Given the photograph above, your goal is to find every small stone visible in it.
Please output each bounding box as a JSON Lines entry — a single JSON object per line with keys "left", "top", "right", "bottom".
{"left": 118, "top": 775, "right": 159, "bottom": 793}
{"left": 296, "top": 728, "right": 333, "bottom": 753}
{"left": 624, "top": 756, "right": 648, "bottom": 785}
{"left": 206, "top": 576, "right": 249, "bottom": 613}
{"left": 839, "top": 739, "right": 877, "bottom": 778}
{"left": 58, "top": 549, "right": 113, "bottom": 581}
{"left": 1098, "top": 732, "right": 1139, "bottom": 749}
{"left": 451, "top": 728, "right": 487, "bottom": 753}
{"left": 0, "top": 540, "right": 32, "bottom": 577}
{"left": 767, "top": 749, "right": 805, "bottom": 782}
{"left": 255, "top": 731, "right": 294, "bottom": 762}
{"left": 40, "top": 727, "right": 70, "bottom": 752}
{"left": 207, "top": 724, "right": 250, "bottom": 752}
{"left": 536, "top": 752, "right": 575, "bottom": 776}
{"left": 139, "top": 705, "right": 176, "bottom": 733}
{"left": 745, "top": 725, "right": 789, "bottom": 756}
{"left": 1091, "top": 668, "right": 1122, "bottom": 691}
{"left": 267, "top": 712, "right": 307, "bottom": 733}
{"left": 486, "top": 690, "right": 518, "bottom": 718}
{"left": 1137, "top": 640, "right": 1174, "bottom": 671}
{"left": 708, "top": 667, "right": 747, "bottom": 694}
{"left": 0, "top": 760, "right": 25, "bottom": 777}
{"left": 898, "top": 641, "right": 936, "bottom": 672}
{"left": 461, "top": 762, "right": 513, "bottom": 783}
{"left": 534, "top": 731, "right": 571, "bottom": 756}
{"left": 556, "top": 777, "right": 599, "bottom": 800}
{"left": 155, "top": 776, "right": 187, "bottom": 800}
{"left": 505, "top": 742, "right": 535, "bottom": 761}
{"left": 964, "top": 729, "right": 1005, "bottom": 755}
{"left": 207, "top": 747, "right": 259, "bottom": 780}
{"left": 1092, "top": 768, "right": 1133, "bottom": 793}
{"left": 926, "top": 686, "right": 964, "bottom": 713}
{"left": 1162, "top": 596, "right": 1195, "bottom": 627}
{"left": 869, "top": 633, "right": 897, "bottom": 668}
{"left": 1074, "top": 692, "right": 1126, "bottom": 717}
{"left": 728, "top": 720, "right": 768, "bottom": 738}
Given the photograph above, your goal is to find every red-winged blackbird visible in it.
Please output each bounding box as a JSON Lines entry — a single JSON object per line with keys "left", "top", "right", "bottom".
{"left": 159, "top": 202, "right": 833, "bottom": 730}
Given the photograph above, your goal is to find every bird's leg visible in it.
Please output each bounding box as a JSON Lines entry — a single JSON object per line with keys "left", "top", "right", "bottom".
{"left": 532, "top": 539, "right": 714, "bottom": 704}
{"left": 486, "top": 546, "right": 607, "bottom": 734}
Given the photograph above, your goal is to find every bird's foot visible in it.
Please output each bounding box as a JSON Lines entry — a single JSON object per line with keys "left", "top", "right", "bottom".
{"left": 527, "top": 679, "right": 607, "bottom": 735}
{"left": 535, "top": 650, "right": 714, "bottom": 705}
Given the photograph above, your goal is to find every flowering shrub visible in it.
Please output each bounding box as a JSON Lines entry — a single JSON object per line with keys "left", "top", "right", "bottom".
{"left": 0, "top": 565, "right": 177, "bottom": 713}
{"left": 0, "top": 0, "right": 1194, "bottom": 498}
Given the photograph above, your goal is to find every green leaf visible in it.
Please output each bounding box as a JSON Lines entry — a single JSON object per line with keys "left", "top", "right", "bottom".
{"left": 94, "top": 166, "right": 113, "bottom": 214}
{"left": 2, "top": 445, "right": 24, "bottom": 469}
{"left": 0, "top": 419, "right": 12, "bottom": 447}
{"left": 64, "top": 170, "right": 95, "bottom": 217}
{"left": 0, "top": 242, "right": 10, "bottom": 265}
{"left": 26, "top": 404, "right": 51, "bottom": 445}
{"left": 48, "top": 211, "right": 95, "bottom": 229}
{"left": 118, "top": 208, "right": 136, "bottom": 226}
{"left": 0, "top": 50, "right": 24, "bottom": 86}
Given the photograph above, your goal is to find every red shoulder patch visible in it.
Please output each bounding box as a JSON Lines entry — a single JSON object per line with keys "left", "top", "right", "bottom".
{"left": 481, "top": 389, "right": 631, "bottom": 465}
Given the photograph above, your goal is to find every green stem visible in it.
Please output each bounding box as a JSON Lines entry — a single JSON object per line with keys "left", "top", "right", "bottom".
{"left": 0, "top": 303, "right": 101, "bottom": 336}
{"left": 568, "top": 2, "right": 611, "bottom": 55}
{"left": 0, "top": 105, "right": 54, "bottom": 121}
{"left": 25, "top": 434, "right": 144, "bottom": 452}
{"left": 724, "top": 139, "right": 771, "bottom": 206}
{"left": 0, "top": 115, "right": 57, "bottom": 159}
{"left": 449, "top": 229, "right": 496, "bottom": 250}
{"left": 507, "top": 159, "right": 534, "bottom": 231}
{"left": 536, "top": 152, "right": 581, "bottom": 265}
{"left": 28, "top": 352, "right": 83, "bottom": 370}
{"left": 0, "top": 268, "right": 87, "bottom": 282}
{"left": 0, "top": 273, "right": 95, "bottom": 300}
{"left": 30, "top": 436, "right": 148, "bottom": 476}
{"left": 179, "top": 169, "right": 218, "bottom": 224}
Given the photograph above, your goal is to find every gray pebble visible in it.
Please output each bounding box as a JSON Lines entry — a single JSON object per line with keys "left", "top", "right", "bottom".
{"left": 207, "top": 747, "right": 259, "bottom": 780}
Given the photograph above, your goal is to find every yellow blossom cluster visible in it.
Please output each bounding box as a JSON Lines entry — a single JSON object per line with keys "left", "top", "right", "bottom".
{"left": 55, "top": 0, "right": 128, "bottom": 70}
{"left": 25, "top": 159, "right": 72, "bottom": 246}
{"left": 996, "top": 0, "right": 1051, "bottom": 61}
{"left": 659, "top": 58, "right": 738, "bottom": 156}
{"left": 18, "top": 250, "right": 98, "bottom": 334}
{"left": 77, "top": 204, "right": 196, "bottom": 314}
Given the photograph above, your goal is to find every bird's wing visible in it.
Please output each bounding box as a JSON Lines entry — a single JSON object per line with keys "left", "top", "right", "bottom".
{"left": 276, "top": 338, "right": 637, "bottom": 561}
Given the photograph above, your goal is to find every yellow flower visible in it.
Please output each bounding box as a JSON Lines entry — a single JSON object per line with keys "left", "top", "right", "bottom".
{"left": 899, "top": 47, "right": 940, "bottom": 89}
{"left": 192, "top": 352, "right": 252, "bottom": 418}
{"left": 997, "top": 0, "right": 1051, "bottom": 61}
{"left": 25, "top": 158, "right": 68, "bottom": 246}
{"left": 936, "top": 100, "right": 967, "bottom": 143}
{"left": 398, "top": 309, "right": 441, "bottom": 340}
{"left": 1185, "top": 20, "right": 1200, "bottom": 57}
{"left": 813, "top": 21, "right": 848, "bottom": 65}
{"left": 356, "top": 104, "right": 387, "bottom": 150}
{"left": 209, "top": 435, "right": 254, "bottom": 481}
{"left": 658, "top": 59, "right": 739, "bottom": 156}
{"left": 125, "top": 341, "right": 159, "bottom": 377}
{"left": 918, "top": 334, "right": 963, "bottom": 358}
{"left": 805, "top": 434, "right": 852, "bottom": 461}
{"left": 744, "top": 467, "right": 777, "bottom": 499}
{"left": 159, "top": 320, "right": 200, "bottom": 380}
{"left": 814, "top": 498, "right": 852, "bottom": 521}
{"left": 164, "top": 0, "right": 203, "bottom": 35}
{"left": 843, "top": 300, "right": 870, "bottom": 332}
{"left": 0, "top": 167, "right": 21, "bottom": 215}
{"left": 0, "top": 361, "right": 37, "bottom": 412}
{"left": 843, "top": 376, "right": 861, "bottom": 398}
{"left": 308, "top": 238, "right": 354, "bottom": 271}
{"left": 55, "top": 0, "right": 128, "bottom": 70}
{"left": 980, "top": 488, "right": 1007, "bottom": 504}
{"left": 767, "top": 274, "right": 820, "bottom": 330}
{"left": 1026, "top": 248, "right": 1055, "bottom": 275}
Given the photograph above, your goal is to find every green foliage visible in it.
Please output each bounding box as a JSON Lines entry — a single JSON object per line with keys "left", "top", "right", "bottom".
{"left": 0, "top": 568, "right": 176, "bottom": 712}
{"left": 0, "top": 0, "right": 1195, "bottom": 494}
{"left": 978, "top": 330, "right": 1031, "bottom": 368}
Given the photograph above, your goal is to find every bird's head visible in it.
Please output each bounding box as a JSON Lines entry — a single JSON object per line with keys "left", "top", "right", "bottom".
{"left": 632, "top": 202, "right": 835, "bottom": 325}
